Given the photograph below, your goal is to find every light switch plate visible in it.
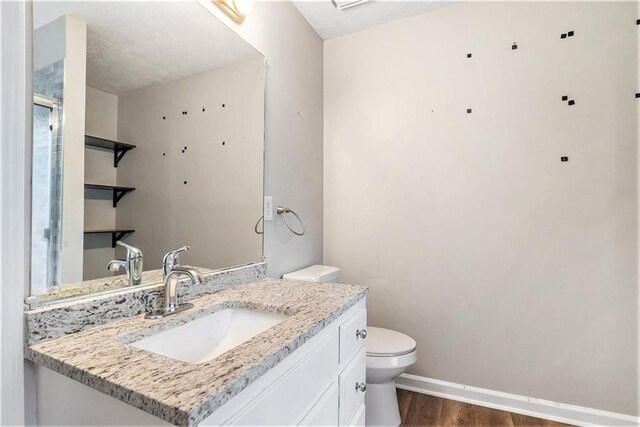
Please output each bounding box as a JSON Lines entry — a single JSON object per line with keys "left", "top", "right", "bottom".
{"left": 264, "top": 196, "right": 273, "bottom": 221}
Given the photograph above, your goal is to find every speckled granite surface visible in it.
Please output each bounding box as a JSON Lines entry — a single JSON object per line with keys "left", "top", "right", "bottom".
{"left": 25, "top": 268, "right": 166, "bottom": 309}
{"left": 25, "top": 265, "right": 231, "bottom": 309}
{"left": 25, "top": 263, "right": 267, "bottom": 344}
{"left": 26, "top": 280, "right": 367, "bottom": 426}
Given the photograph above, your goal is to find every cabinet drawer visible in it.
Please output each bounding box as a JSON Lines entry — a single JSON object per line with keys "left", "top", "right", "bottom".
{"left": 339, "top": 309, "right": 367, "bottom": 364}
{"left": 339, "top": 348, "right": 366, "bottom": 426}
{"left": 298, "top": 382, "right": 338, "bottom": 426}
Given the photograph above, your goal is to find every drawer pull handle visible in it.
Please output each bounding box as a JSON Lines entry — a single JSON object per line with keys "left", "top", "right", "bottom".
{"left": 356, "top": 329, "right": 367, "bottom": 339}
{"left": 355, "top": 382, "right": 367, "bottom": 392}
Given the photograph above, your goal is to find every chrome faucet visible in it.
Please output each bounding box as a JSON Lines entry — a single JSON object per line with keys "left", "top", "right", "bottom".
{"left": 145, "top": 246, "right": 205, "bottom": 319}
{"left": 107, "top": 241, "right": 143, "bottom": 287}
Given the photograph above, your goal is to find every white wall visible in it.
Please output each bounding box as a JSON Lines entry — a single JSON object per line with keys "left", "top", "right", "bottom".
{"left": 324, "top": 1, "right": 638, "bottom": 416}
{"left": 198, "top": 0, "right": 324, "bottom": 278}
{"left": 116, "top": 58, "right": 264, "bottom": 271}
{"left": 84, "top": 86, "right": 119, "bottom": 279}
{"left": 60, "top": 16, "right": 87, "bottom": 284}
{"left": 0, "top": 0, "right": 29, "bottom": 423}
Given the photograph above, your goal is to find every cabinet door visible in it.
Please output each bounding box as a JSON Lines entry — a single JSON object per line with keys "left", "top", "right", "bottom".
{"left": 348, "top": 404, "right": 366, "bottom": 427}
{"left": 339, "top": 348, "right": 366, "bottom": 426}
{"left": 339, "top": 309, "right": 367, "bottom": 365}
{"left": 231, "top": 333, "right": 339, "bottom": 426}
{"left": 298, "top": 382, "right": 339, "bottom": 426}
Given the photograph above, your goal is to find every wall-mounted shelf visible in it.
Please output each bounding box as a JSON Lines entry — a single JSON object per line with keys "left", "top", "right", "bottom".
{"left": 84, "top": 229, "right": 135, "bottom": 248}
{"left": 85, "top": 183, "right": 136, "bottom": 207}
{"left": 85, "top": 135, "right": 136, "bottom": 167}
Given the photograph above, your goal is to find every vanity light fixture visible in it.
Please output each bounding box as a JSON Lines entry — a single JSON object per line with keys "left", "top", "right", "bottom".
{"left": 331, "top": 0, "right": 371, "bottom": 11}
{"left": 213, "top": 0, "right": 253, "bottom": 23}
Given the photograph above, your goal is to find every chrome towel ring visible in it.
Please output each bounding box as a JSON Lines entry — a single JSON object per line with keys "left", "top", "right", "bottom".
{"left": 277, "top": 206, "right": 305, "bottom": 236}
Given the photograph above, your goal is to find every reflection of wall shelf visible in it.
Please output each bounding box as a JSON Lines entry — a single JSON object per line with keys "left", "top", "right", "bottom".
{"left": 85, "top": 135, "right": 136, "bottom": 167}
{"left": 84, "top": 229, "right": 135, "bottom": 248}
{"left": 85, "top": 183, "right": 136, "bottom": 207}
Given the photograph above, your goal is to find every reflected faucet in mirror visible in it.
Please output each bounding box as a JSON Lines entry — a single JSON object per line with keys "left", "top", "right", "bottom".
{"left": 146, "top": 246, "right": 205, "bottom": 319}
{"left": 107, "top": 241, "right": 143, "bottom": 287}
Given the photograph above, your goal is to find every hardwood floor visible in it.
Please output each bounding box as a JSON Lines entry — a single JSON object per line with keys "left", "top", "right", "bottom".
{"left": 397, "top": 390, "right": 573, "bottom": 427}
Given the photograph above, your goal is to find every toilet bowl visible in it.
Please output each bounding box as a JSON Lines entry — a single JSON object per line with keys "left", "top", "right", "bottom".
{"left": 365, "top": 327, "right": 417, "bottom": 427}
{"left": 283, "top": 266, "right": 417, "bottom": 427}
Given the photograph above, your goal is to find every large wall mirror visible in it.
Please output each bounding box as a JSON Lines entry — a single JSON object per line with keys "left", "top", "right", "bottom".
{"left": 29, "top": 1, "right": 265, "bottom": 306}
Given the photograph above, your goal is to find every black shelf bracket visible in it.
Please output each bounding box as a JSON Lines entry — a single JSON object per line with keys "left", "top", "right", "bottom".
{"left": 112, "top": 230, "right": 133, "bottom": 248}
{"left": 114, "top": 147, "right": 133, "bottom": 168}
{"left": 85, "top": 184, "right": 135, "bottom": 207}
{"left": 113, "top": 188, "right": 135, "bottom": 207}
{"left": 85, "top": 135, "right": 136, "bottom": 168}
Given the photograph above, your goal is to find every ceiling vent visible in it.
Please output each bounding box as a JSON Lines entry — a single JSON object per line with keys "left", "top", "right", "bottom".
{"left": 330, "top": 0, "right": 371, "bottom": 10}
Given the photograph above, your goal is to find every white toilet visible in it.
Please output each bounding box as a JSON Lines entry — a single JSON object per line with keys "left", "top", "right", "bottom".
{"left": 283, "top": 265, "right": 417, "bottom": 427}
{"left": 364, "top": 327, "right": 417, "bottom": 426}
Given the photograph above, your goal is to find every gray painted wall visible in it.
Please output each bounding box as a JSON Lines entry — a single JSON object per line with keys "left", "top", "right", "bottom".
{"left": 84, "top": 86, "right": 119, "bottom": 280}
{"left": 200, "top": 0, "right": 325, "bottom": 278}
{"left": 32, "top": 15, "right": 65, "bottom": 71}
{"left": 324, "top": 1, "right": 639, "bottom": 416}
{"left": 116, "top": 58, "right": 265, "bottom": 271}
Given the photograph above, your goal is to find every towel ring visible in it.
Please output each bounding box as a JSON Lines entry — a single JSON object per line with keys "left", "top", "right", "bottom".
{"left": 254, "top": 216, "right": 264, "bottom": 234}
{"left": 277, "top": 206, "right": 305, "bottom": 236}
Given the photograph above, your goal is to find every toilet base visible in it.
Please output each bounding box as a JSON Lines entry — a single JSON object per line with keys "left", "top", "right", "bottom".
{"left": 365, "top": 381, "right": 401, "bottom": 427}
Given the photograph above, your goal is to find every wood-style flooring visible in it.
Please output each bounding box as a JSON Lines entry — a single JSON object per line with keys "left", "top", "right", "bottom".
{"left": 397, "top": 389, "right": 573, "bottom": 427}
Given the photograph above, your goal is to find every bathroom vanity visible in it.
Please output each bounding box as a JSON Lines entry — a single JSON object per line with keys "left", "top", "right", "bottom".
{"left": 26, "top": 278, "right": 367, "bottom": 426}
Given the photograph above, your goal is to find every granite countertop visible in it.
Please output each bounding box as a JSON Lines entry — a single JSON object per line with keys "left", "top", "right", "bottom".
{"left": 25, "top": 266, "right": 215, "bottom": 309}
{"left": 26, "top": 279, "right": 367, "bottom": 426}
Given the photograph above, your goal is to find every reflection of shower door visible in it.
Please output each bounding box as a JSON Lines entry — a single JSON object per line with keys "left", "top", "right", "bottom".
{"left": 32, "top": 95, "right": 62, "bottom": 294}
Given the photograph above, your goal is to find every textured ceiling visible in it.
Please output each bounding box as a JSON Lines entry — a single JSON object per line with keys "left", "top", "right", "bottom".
{"left": 34, "top": 1, "right": 263, "bottom": 95}
{"left": 292, "top": 0, "right": 456, "bottom": 40}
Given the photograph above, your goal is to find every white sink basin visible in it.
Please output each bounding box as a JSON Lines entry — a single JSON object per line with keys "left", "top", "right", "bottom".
{"left": 129, "top": 308, "right": 287, "bottom": 363}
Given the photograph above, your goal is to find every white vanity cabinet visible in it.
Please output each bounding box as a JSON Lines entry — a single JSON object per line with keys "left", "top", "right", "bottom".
{"left": 36, "top": 298, "right": 367, "bottom": 426}
{"left": 202, "top": 298, "right": 367, "bottom": 426}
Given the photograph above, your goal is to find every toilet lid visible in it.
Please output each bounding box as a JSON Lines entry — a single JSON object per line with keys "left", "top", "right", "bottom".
{"left": 282, "top": 265, "right": 340, "bottom": 283}
{"left": 366, "top": 327, "right": 416, "bottom": 357}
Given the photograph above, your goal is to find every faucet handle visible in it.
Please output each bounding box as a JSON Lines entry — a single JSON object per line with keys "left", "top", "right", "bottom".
{"left": 107, "top": 259, "right": 127, "bottom": 272}
{"left": 116, "top": 241, "right": 143, "bottom": 259}
{"left": 162, "top": 246, "right": 190, "bottom": 269}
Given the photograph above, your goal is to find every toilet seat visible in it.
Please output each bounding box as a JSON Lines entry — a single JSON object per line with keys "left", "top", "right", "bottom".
{"left": 366, "top": 327, "right": 416, "bottom": 357}
{"left": 366, "top": 349, "right": 417, "bottom": 370}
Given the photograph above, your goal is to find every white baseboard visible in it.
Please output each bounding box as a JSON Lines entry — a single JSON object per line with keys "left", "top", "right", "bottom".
{"left": 395, "top": 374, "right": 639, "bottom": 427}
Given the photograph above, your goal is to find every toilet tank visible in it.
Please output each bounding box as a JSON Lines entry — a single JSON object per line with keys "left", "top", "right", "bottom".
{"left": 282, "top": 265, "right": 340, "bottom": 283}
